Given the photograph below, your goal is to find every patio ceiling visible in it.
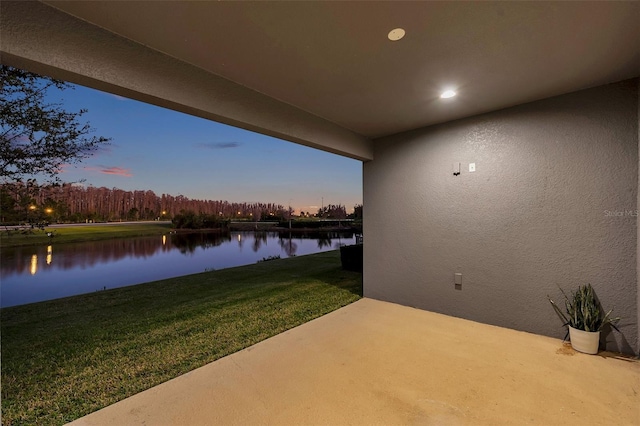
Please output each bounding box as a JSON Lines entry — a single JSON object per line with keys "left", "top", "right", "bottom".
{"left": 43, "top": 1, "right": 639, "bottom": 139}
{"left": 2, "top": 1, "right": 639, "bottom": 159}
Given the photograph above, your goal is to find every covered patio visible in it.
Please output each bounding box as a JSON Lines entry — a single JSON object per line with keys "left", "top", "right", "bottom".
{"left": 2, "top": 2, "right": 639, "bottom": 424}
{"left": 3, "top": 1, "right": 635, "bottom": 354}
{"left": 69, "top": 298, "right": 639, "bottom": 425}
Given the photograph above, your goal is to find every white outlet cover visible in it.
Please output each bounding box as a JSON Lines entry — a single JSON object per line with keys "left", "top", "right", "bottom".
{"left": 469, "top": 163, "right": 476, "bottom": 172}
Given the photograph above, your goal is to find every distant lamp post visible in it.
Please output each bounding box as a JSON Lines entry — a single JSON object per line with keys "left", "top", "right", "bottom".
{"left": 27, "top": 205, "right": 37, "bottom": 224}
{"left": 45, "top": 208, "right": 53, "bottom": 214}
{"left": 288, "top": 200, "right": 293, "bottom": 229}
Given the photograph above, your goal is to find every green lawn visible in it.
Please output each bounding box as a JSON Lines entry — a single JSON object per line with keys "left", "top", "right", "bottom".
{"left": 0, "top": 223, "right": 173, "bottom": 248}
{"left": 0, "top": 251, "right": 362, "bottom": 425}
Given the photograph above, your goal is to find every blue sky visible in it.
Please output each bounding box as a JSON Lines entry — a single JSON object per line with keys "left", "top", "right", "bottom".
{"left": 51, "top": 84, "right": 363, "bottom": 214}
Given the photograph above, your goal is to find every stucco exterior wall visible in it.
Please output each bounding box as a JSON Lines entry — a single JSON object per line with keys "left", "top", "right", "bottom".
{"left": 364, "top": 79, "right": 639, "bottom": 354}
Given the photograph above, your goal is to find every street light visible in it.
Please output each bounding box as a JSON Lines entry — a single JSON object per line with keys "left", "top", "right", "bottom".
{"left": 26, "top": 205, "right": 37, "bottom": 224}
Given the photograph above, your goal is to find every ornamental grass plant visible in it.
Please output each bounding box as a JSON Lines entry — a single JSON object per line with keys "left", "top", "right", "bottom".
{"left": 548, "top": 283, "right": 620, "bottom": 333}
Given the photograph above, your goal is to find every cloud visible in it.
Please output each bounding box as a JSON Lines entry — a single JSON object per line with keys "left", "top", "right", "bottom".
{"left": 56, "top": 164, "right": 73, "bottom": 174}
{"left": 84, "top": 165, "right": 133, "bottom": 177}
{"left": 100, "top": 166, "right": 132, "bottom": 177}
{"left": 196, "top": 142, "right": 241, "bottom": 150}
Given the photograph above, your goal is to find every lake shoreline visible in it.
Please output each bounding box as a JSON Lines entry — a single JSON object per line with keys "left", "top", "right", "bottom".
{"left": 228, "top": 223, "right": 361, "bottom": 233}
{"left": 1, "top": 229, "right": 359, "bottom": 307}
{"left": 0, "top": 221, "right": 362, "bottom": 249}
{"left": 0, "top": 222, "right": 173, "bottom": 248}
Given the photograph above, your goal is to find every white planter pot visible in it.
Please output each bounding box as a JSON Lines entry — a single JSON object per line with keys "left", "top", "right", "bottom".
{"left": 568, "top": 326, "right": 600, "bottom": 354}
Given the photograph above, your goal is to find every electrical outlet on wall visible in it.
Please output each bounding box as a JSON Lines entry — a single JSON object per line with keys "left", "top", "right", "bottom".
{"left": 469, "top": 163, "right": 476, "bottom": 172}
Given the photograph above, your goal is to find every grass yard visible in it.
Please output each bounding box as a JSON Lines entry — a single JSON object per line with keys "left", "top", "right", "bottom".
{"left": 0, "top": 222, "right": 174, "bottom": 248}
{"left": 0, "top": 250, "right": 362, "bottom": 425}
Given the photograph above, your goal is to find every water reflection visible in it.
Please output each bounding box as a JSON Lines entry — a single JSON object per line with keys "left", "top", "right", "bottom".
{"left": 317, "top": 235, "right": 332, "bottom": 249}
{"left": 279, "top": 235, "right": 298, "bottom": 257}
{"left": 30, "top": 254, "right": 38, "bottom": 276}
{"left": 171, "top": 232, "right": 232, "bottom": 254}
{"left": 252, "top": 232, "right": 268, "bottom": 252}
{"left": 0, "top": 231, "right": 359, "bottom": 307}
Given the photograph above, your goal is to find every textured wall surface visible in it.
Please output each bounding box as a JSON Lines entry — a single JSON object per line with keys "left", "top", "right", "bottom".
{"left": 364, "top": 80, "right": 639, "bottom": 354}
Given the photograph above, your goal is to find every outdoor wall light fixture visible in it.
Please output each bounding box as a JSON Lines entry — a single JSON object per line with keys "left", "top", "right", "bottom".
{"left": 388, "top": 28, "right": 405, "bottom": 41}
{"left": 440, "top": 90, "right": 457, "bottom": 99}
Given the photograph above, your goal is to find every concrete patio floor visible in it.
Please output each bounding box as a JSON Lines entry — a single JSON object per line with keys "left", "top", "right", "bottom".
{"left": 69, "top": 298, "right": 639, "bottom": 425}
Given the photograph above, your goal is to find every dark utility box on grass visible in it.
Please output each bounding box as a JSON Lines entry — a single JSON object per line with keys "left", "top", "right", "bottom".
{"left": 340, "top": 244, "right": 363, "bottom": 272}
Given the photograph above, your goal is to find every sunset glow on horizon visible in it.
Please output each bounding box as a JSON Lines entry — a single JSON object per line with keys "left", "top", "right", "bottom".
{"left": 45, "top": 83, "right": 362, "bottom": 214}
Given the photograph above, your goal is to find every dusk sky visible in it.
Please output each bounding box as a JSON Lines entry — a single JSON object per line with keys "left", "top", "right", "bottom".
{"left": 49, "top": 83, "right": 363, "bottom": 214}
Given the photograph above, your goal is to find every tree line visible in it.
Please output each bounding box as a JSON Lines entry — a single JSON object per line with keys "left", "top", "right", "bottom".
{"left": 0, "top": 181, "right": 362, "bottom": 225}
{"left": 1, "top": 66, "right": 363, "bottom": 227}
{"left": 0, "top": 181, "right": 289, "bottom": 224}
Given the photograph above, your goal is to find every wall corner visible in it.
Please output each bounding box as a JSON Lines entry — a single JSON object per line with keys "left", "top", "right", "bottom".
{"left": 637, "top": 78, "right": 640, "bottom": 356}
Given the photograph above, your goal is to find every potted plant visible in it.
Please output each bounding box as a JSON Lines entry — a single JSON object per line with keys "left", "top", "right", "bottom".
{"left": 547, "top": 284, "right": 620, "bottom": 354}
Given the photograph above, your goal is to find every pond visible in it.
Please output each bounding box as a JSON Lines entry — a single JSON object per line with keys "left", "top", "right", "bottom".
{"left": 0, "top": 231, "right": 357, "bottom": 308}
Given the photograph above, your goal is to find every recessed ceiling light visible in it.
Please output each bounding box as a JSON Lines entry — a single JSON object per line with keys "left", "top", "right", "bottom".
{"left": 440, "top": 90, "right": 457, "bottom": 99}
{"left": 388, "top": 28, "right": 405, "bottom": 41}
